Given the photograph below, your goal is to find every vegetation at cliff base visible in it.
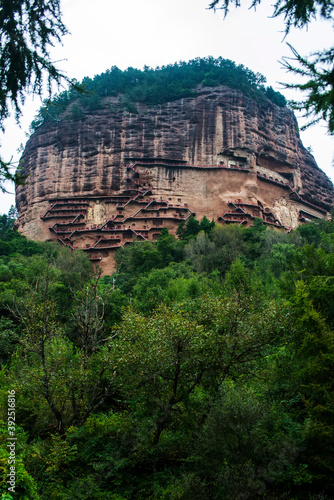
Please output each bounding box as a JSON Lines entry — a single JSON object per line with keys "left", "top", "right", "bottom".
{"left": 31, "top": 56, "right": 287, "bottom": 130}
{"left": 1, "top": 213, "right": 334, "bottom": 499}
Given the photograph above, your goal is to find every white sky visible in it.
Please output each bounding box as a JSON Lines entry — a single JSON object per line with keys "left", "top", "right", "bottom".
{"left": 0, "top": 0, "right": 333, "bottom": 213}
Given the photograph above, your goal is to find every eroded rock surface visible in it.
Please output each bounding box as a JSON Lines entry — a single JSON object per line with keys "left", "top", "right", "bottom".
{"left": 15, "top": 85, "right": 334, "bottom": 273}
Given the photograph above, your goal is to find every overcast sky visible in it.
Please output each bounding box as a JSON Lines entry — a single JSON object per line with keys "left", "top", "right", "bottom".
{"left": 0, "top": 0, "right": 333, "bottom": 213}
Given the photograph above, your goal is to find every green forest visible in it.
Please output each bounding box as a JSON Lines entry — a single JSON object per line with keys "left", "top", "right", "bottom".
{"left": 0, "top": 213, "right": 334, "bottom": 499}
{"left": 31, "top": 57, "right": 287, "bottom": 130}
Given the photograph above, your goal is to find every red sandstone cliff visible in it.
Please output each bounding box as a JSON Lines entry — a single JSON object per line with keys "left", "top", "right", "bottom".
{"left": 15, "top": 85, "right": 334, "bottom": 273}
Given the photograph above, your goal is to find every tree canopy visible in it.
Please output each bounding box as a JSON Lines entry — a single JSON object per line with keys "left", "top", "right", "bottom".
{"left": 31, "top": 56, "right": 287, "bottom": 130}
{"left": 0, "top": 0, "right": 74, "bottom": 190}
{"left": 282, "top": 45, "right": 334, "bottom": 133}
{"left": 1, "top": 212, "right": 334, "bottom": 498}
{"left": 0, "top": 0, "right": 69, "bottom": 125}
{"left": 209, "top": 0, "right": 333, "bottom": 32}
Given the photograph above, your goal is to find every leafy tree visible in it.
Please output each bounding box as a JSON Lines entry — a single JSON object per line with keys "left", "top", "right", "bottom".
{"left": 242, "top": 217, "right": 268, "bottom": 262}
{"left": 2, "top": 215, "right": 334, "bottom": 498}
{"left": 185, "top": 232, "right": 216, "bottom": 273}
{"left": 0, "top": 213, "right": 14, "bottom": 235}
{"left": 114, "top": 234, "right": 186, "bottom": 294}
{"left": 199, "top": 215, "right": 215, "bottom": 234}
{"left": 0, "top": 0, "right": 77, "bottom": 189}
{"left": 263, "top": 241, "right": 297, "bottom": 277}
{"left": 0, "top": 421, "right": 40, "bottom": 499}
{"left": 176, "top": 215, "right": 200, "bottom": 240}
{"left": 111, "top": 286, "right": 289, "bottom": 445}
{"left": 209, "top": 0, "right": 333, "bottom": 32}
{"left": 282, "top": 45, "right": 334, "bottom": 133}
{"left": 180, "top": 382, "right": 309, "bottom": 499}
{"left": 177, "top": 215, "right": 214, "bottom": 241}
{"left": 132, "top": 263, "right": 204, "bottom": 313}
{"left": 0, "top": 158, "right": 26, "bottom": 193}
{"left": 297, "top": 216, "right": 334, "bottom": 245}
{"left": 185, "top": 224, "right": 246, "bottom": 276}
{"left": 0, "top": 230, "right": 43, "bottom": 257}
{"left": 1, "top": 261, "right": 119, "bottom": 435}
{"left": 273, "top": 281, "right": 334, "bottom": 492}
{"left": 70, "top": 276, "right": 108, "bottom": 359}
{"left": 115, "top": 241, "right": 162, "bottom": 276}
{"left": 156, "top": 227, "right": 185, "bottom": 266}
{"left": 7, "top": 205, "right": 18, "bottom": 222}
{"left": 265, "top": 85, "right": 289, "bottom": 106}
{"left": 0, "top": 0, "right": 69, "bottom": 124}
{"left": 0, "top": 317, "right": 18, "bottom": 366}
{"left": 279, "top": 235, "right": 334, "bottom": 328}
{"left": 112, "top": 306, "right": 212, "bottom": 446}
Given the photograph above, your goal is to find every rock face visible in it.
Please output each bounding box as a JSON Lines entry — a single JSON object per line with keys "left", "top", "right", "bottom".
{"left": 16, "top": 85, "right": 334, "bottom": 273}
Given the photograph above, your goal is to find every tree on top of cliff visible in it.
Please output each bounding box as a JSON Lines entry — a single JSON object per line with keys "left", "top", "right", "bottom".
{"left": 208, "top": 0, "right": 334, "bottom": 133}
{"left": 31, "top": 57, "right": 287, "bottom": 129}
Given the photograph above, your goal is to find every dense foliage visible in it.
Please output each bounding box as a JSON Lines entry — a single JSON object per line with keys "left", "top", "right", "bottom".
{"left": 0, "top": 0, "right": 69, "bottom": 125}
{"left": 31, "top": 57, "right": 287, "bottom": 130}
{"left": 1, "top": 213, "right": 334, "bottom": 499}
{"left": 0, "top": 0, "right": 74, "bottom": 191}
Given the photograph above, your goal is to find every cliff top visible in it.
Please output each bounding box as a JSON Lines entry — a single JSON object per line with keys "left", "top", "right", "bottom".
{"left": 30, "top": 56, "right": 287, "bottom": 131}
